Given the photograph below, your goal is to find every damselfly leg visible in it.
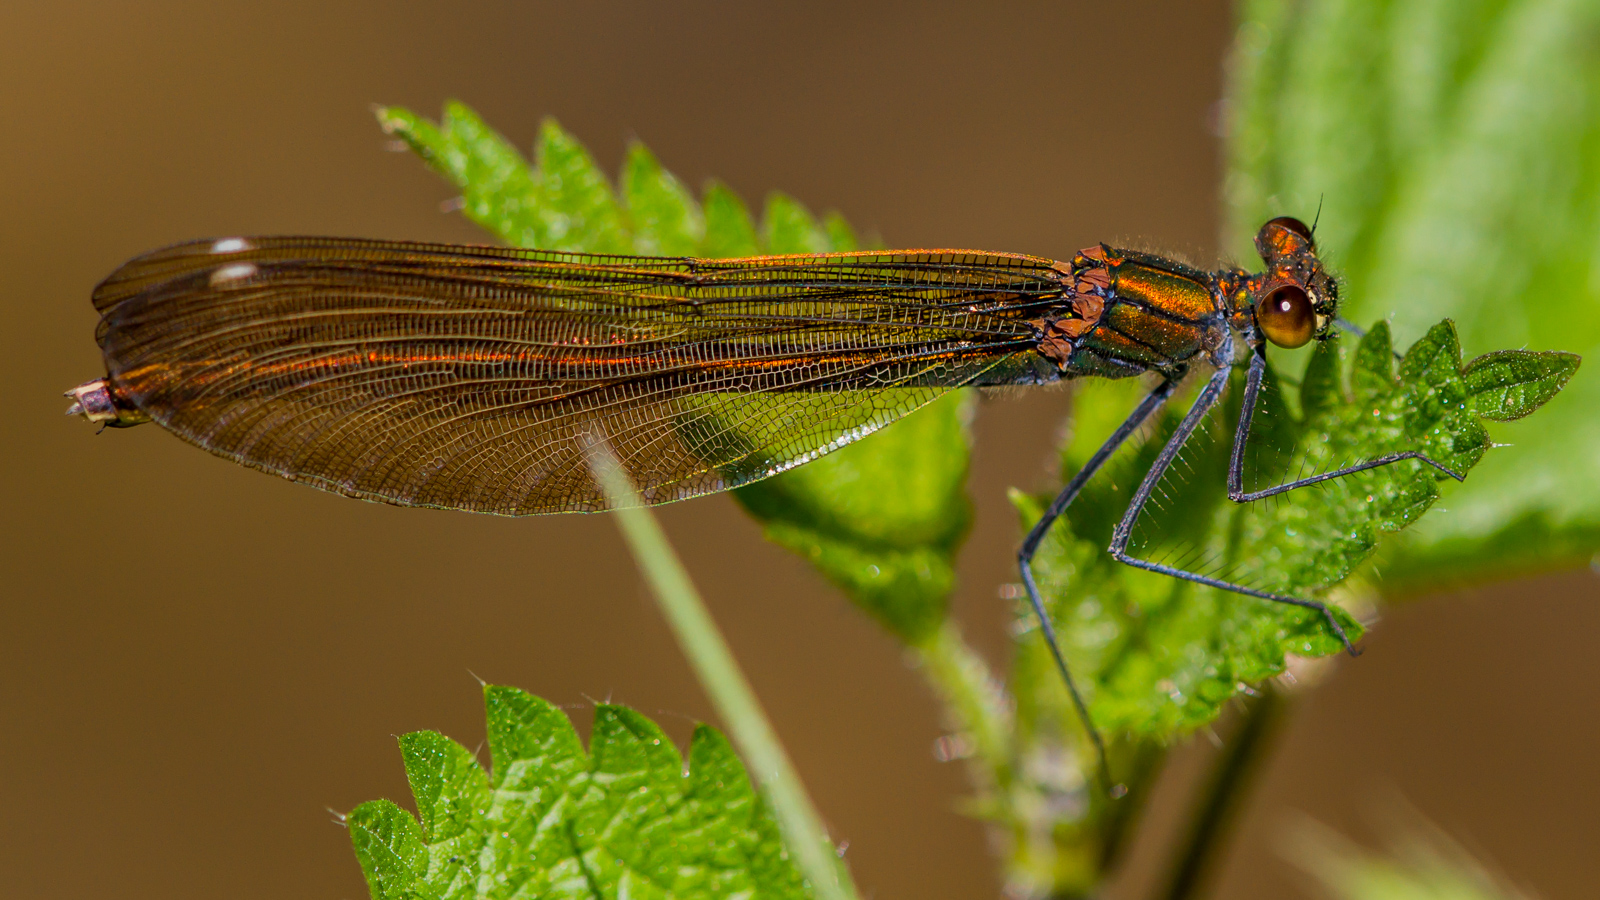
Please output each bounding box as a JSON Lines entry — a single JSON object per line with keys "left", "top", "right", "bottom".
{"left": 1017, "top": 374, "right": 1181, "bottom": 794}
{"left": 1105, "top": 361, "right": 1359, "bottom": 650}
{"left": 1025, "top": 341, "right": 1468, "bottom": 791}
{"left": 1226, "top": 345, "right": 1464, "bottom": 503}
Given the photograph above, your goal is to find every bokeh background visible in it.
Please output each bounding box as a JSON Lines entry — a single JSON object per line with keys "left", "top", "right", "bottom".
{"left": 3, "top": 2, "right": 1596, "bottom": 898}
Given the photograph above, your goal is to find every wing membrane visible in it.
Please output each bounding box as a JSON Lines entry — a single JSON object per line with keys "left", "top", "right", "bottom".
{"left": 93, "top": 237, "right": 1064, "bottom": 514}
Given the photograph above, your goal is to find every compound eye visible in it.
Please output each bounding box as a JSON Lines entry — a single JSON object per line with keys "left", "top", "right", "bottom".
{"left": 1263, "top": 216, "right": 1314, "bottom": 246}
{"left": 1257, "top": 284, "right": 1315, "bottom": 348}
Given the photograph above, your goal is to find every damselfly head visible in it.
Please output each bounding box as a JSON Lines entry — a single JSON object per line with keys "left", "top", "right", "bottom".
{"left": 1245, "top": 216, "right": 1337, "bottom": 349}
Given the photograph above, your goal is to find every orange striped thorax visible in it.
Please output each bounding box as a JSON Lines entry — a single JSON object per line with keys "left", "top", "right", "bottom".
{"left": 1032, "top": 216, "right": 1337, "bottom": 380}
{"left": 1034, "top": 244, "right": 1225, "bottom": 380}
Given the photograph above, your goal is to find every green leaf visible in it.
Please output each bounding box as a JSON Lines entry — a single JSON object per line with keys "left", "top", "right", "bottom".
{"left": 1352, "top": 321, "right": 1397, "bottom": 405}
{"left": 622, "top": 143, "right": 704, "bottom": 256}
{"left": 401, "top": 731, "right": 489, "bottom": 844}
{"left": 1462, "top": 349, "right": 1581, "bottom": 421}
{"left": 762, "top": 194, "right": 832, "bottom": 255}
{"left": 733, "top": 391, "right": 974, "bottom": 643}
{"left": 1226, "top": 0, "right": 1600, "bottom": 580}
{"left": 1015, "top": 320, "right": 1531, "bottom": 736}
{"left": 822, "top": 213, "right": 859, "bottom": 252}
{"left": 533, "top": 118, "right": 631, "bottom": 254}
{"left": 348, "top": 800, "right": 433, "bottom": 900}
{"left": 348, "top": 685, "right": 812, "bottom": 900}
{"left": 700, "top": 182, "right": 761, "bottom": 257}
{"left": 377, "top": 101, "right": 543, "bottom": 248}
{"left": 375, "top": 106, "right": 452, "bottom": 175}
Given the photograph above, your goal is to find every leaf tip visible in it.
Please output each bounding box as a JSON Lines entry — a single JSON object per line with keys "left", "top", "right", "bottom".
{"left": 372, "top": 105, "right": 424, "bottom": 141}
{"left": 1463, "top": 348, "right": 1582, "bottom": 421}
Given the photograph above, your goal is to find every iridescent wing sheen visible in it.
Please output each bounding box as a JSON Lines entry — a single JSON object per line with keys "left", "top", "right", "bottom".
{"left": 93, "top": 237, "right": 1066, "bottom": 514}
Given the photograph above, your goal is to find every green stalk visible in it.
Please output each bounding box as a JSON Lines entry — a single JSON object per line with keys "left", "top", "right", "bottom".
{"left": 913, "top": 621, "right": 1014, "bottom": 780}
{"left": 1160, "top": 687, "right": 1288, "bottom": 900}
{"left": 588, "top": 443, "right": 859, "bottom": 900}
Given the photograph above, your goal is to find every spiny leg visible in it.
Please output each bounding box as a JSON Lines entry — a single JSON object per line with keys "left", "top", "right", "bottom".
{"left": 1018, "top": 375, "right": 1179, "bottom": 794}
{"left": 1226, "top": 346, "right": 1462, "bottom": 503}
{"left": 1105, "top": 366, "right": 1363, "bottom": 655}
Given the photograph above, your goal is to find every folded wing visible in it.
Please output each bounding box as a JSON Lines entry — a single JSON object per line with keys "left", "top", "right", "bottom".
{"left": 93, "top": 237, "right": 1062, "bottom": 514}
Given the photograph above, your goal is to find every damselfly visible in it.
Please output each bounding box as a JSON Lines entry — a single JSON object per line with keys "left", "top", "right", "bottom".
{"left": 66, "top": 217, "right": 1464, "bottom": 786}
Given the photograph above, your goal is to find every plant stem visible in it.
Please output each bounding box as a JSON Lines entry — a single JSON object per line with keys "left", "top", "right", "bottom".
{"left": 589, "top": 443, "right": 858, "bottom": 900}
{"left": 1159, "top": 686, "right": 1288, "bottom": 900}
{"left": 914, "top": 621, "right": 1014, "bottom": 783}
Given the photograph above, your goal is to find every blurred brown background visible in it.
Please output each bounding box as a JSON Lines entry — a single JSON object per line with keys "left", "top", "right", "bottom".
{"left": 3, "top": 2, "right": 1597, "bottom": 898}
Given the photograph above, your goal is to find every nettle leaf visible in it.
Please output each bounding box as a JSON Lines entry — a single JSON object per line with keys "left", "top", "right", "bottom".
{"left": 377, "top": 102, "right": 539, "bottom": 249}
{"left": 378, "top": 103, "right": 972, "bottom": 641}
{"left": 822, "top": 213, "right": 860, "bottom": 253}
{"left": 733, "top": 391, "right": 974, "bottom": 643}
{"left": 700, "top": 182, "right": 762, "bottom": 257}
{"left": 533, "top": 120, "right": 632, "bottom": 254}
{"left": 1013, "top": 319, "right": 1560, "bottom": 735}
{"left": 1462, "top": 349, "right": 1580, "bottom": 422}
{"left": 347, "top": 685, "right": 810, "bottom": 900}
{"left": 1226, "top": 0, "right": 1600, "bottom": 582}
{"left": 762, "top": 194, "right": 833, "bottom": 255}
{"left": 623, "top": 143, "right": 704, "bottom": 256}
